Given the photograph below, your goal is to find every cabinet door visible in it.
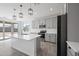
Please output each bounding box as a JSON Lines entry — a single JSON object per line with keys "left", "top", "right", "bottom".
{"left": 50, "top": 34, "right": 56, "bottom": 43}
{"left": 39, "top": 19, "right": 42, "bottom": 25}
{"left": 32, "top": 20, "right": 35, "bottom": 28}
{"left": 45, "top": 34, "right": 50, "bottom": 41}
{"left": 46, "top": 17, "right": 57, "bottom": 29}
{"left": 49, "top": 18, "right": 53, "bottom": 28}
{"left": 32, "top": 20, "right": 39, "bottom": 29}
{"left": 46, "top": 19, "right": 50, "bottom": 28}
{"left": 48, "top": 19, "right": 51, "bottom": 28}
{"left": 34, "top": 20, "right": 37, "bottom": 29}
{"left": 42, "top": 19, "right": 46, "bottom": 25}
{"left": 52, "top": 17, "right": 57, "bottom": 29}
{"left": 46, "top": 18, "right": 53, "bottom": 29}
{"left": 35, "top": 20, "right": 39, "bottom": 29}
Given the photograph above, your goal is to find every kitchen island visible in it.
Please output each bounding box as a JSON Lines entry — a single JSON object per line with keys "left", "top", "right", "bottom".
{"left": 12, "top": 34, "right": 41, "bottom": 56}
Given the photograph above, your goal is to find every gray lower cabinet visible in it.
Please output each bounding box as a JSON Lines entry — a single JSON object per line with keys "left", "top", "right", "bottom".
{"left": 45, "top": 33, "right": 56, "bottom": 43}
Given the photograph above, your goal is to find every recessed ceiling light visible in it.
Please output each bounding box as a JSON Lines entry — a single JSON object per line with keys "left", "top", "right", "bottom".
{"left": 50, "top": 8, "right": 53, "bottom": 11}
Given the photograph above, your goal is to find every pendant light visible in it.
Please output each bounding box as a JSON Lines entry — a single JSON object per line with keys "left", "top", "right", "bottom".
{"left": 13, "top": 8, "right": 17, "bottom": 20}
{"left": 19, "top": 4, "right": 23, "bottom": 18}
{"left": 28, "top": 3, "right": 33, "bottom": 16}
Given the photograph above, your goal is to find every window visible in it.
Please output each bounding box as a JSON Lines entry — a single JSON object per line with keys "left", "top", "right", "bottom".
{"left": 0, "top": 21, "right": 18, "bottom": 40}
{"left": 0, "top": 23, "right": 3, "bottom": 40}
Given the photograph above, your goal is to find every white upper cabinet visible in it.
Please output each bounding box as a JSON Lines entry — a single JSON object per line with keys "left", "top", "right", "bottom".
{"left": 46, "top": 17, "right": 57, "bottom": 29}
{"left": 45, "top": 33, "right": 56, "bottom": 43}
{"left": 46, "top": 19, "right": 51, "bottom": 28}
{"left": 32, "top": 20, "right": 39, "bottom": 29}
{"left": 35, "top": 20, "right": 39, "bottom": 29}
{"left": 32, "top": 20, "right": 36, "bottom": 29}
{"left": 39, "top": 19, "right": 42, "bottom": 25}
{"left": 42, "top": 19, "right": 46, "bottom": 25}
{"left": 32, "top": 20, "right": 35, "bottom": 28}
{"left": 51, "top": 17, "right": 57, "bottom": 29}
{"left": 37, "top": 19, "right": 46, "bottom": 29}
{"left": 32, "top": 16, "right": 57, "bottom": 29}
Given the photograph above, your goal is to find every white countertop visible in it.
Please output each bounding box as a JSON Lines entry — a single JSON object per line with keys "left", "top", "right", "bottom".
{"left": 66, "top": 41, "right": 79, "bottom": 52}
{"left": 21, "top": 34, "right": 41, "bottom": 40}
{"left": 30, "top": 29, "right": 57, "bottom": 34}
{"left": 13, "top": 33, "right": 41, "bottom": 40}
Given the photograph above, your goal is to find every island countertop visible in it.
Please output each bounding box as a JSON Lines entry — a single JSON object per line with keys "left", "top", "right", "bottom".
{"left": 21, "top": 34, "right": 41, "bottom": 40}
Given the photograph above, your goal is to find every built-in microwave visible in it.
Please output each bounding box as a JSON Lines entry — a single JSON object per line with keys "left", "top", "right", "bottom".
{"left": 39, "top": 25, "right": 46, "bottom": 28}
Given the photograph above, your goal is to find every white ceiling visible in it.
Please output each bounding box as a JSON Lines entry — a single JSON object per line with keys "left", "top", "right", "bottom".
{"left": 0, "top": 3, "right": 66, "bottom": 21}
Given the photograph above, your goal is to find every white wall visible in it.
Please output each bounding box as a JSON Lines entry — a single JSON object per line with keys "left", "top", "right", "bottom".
{"left": 0, "top": 3, "right": 34, "bottom": 22}
{"left": 0, "top": 3, "right": 65, "bottom": 20}
{"left": 67, "top": 3, "right": 79, "bottom": 42}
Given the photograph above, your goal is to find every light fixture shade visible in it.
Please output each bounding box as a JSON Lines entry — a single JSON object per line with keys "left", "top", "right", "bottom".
{"left": 28, "top": 8, "right": 33, "bottom": 16}
{"left": 19, "top": 4, "right": 23, "bottom": 18}
{"left": 13, "top": 8, "right": 17, "bottom": 20}
{"left": 13, "top": 15, "right": 17, "bottom": 20}
{"left": 19, "top": 12, "right": 23, "bottom": 18}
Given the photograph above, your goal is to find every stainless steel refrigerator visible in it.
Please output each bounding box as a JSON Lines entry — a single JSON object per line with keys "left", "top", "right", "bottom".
{"left": 57, "top": 14, "right": 67, "bottom": 56}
